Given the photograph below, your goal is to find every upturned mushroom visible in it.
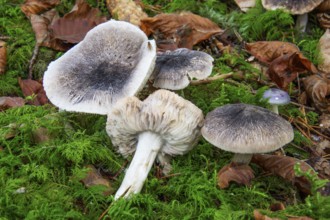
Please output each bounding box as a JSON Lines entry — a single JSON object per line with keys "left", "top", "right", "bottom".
{"left": 201, "top": 103, "right": 294, "bottom": 164}
{"left": 262, "top": 88, "right": 290, "bottom": 114}
{"left": 151, "top": 48, "right": 214, "bottom": 90}
{"left": 43, "top": 20, "right": 156, "bottom": 115}
{"left": 106, "top": 89, "right": 204, "bottom": 199}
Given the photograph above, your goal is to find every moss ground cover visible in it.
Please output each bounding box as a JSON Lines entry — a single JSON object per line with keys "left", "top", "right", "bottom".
{"left": 0, "top": 0, "right": 329, "bottom": 219}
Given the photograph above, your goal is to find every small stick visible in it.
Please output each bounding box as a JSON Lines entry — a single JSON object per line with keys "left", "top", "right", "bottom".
{"left": 28, "top": 43, "right": 40, "bottom": 79}
{"left": 190, "top": 72, "right": 233, "bottom": 85}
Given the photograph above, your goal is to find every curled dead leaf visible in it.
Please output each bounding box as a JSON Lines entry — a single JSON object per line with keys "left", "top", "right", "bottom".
{"left": 318, "top": 29, "right": 330, "bottom": 73}
{"left": 106, "top": 0, "right": 148, "bottom": 26}
{"left": 140, "top": 12, "right": 223, "bottom": 50}
{"left": 18, "top": 78, "right": 49, "bottom": 106}
{"left": 252, "top": 154, "right": 315, "bottom": 194}
{"left": 317, "top": 13, "right": 330, "bottom": 29}
{"left": 81, "top": 165, "right": 113, "bottom": 196}
{"left": 49, "top": 0, "right": 107, "bottom": 44}
{"left": 0, "top": 97, "right": 25, "bottom": 111}
{"left": 217, "top": 162, "right": 255, "bottom": 189}
{"left": 245, "top": 41, "right": 300, "bottom": 65}
{"left": 302, "top": 73, "right": 330, "bottom": 113}
{"left": 0, "top": 40, "right": 6, "bottom": 75}
{"left": 267, "top": 52, "right": 318, "bottom": 89}
{"left": 21, "top": 0, "right": 60, "bottom": 17}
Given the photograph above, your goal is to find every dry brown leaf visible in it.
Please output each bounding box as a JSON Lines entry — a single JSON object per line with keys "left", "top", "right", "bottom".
{"left": 317, "top": 13, "right": 330, "bottom": 29}
{"left": 254, "top": 210, "right": 281, "bottom": 220}
{"left": 267, "top": 52, "right": 318, "bottom": 89}
{"left": 316, "top": 0, "right": 330, "bottom": 12}
{"left": 49, "top": 0, "right": 107, "bottom": 44}
{"left": 245, "top": 41, "right": 300, "bottom": 65}
{"left": 18, "top": 78, "right": 49, "bottom": 106}
{"left": 21, "top": 0, "right": 60, "bottom": 17}
{"left": 302, "top": 73, "right": 330, "bottom": 113}
{"left": 0, "top": 97, "right": 25, "bottom": 111}
{"left": 318, "top": 29, "right": 330, "bottom": 73}
{"left": 106, "top": 0, "right": 148, "bottom": 26}
{"left": 32, "top": 127, "right": 51, "bottom": 144}
{"left": 0, "top": 40, "right": 6, "bottom": 75}
{"left": 252, "top": 154, "right": 315, "bottom": 194}
{"left": 140, "top": 12, "right": 223, "bottom": 50}
{"left": 80, "top": 165, "right": 113, "bottom": 196}
{"left": 269, "top": 202, "right": 285, "bottom": 212}
{"left": 217, "top": 162, "right": 255, "bottom": 189}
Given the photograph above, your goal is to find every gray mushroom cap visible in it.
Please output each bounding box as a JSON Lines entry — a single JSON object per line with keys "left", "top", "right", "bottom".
{"left": 106, "top": 89, "right": 204, "bottom": 157}
{"left": 43, "top": 20, "right": 156, "bottom": 115}
{"left": 151, "top": 48, "right": 214, "bottom": 90}
{"left": 262, "top": 0, "right": 324, "bottom": 14}
{"left": 201, "top": 103, "right": 294, "bottom": 154}
{"left": 262, "top": 88, "right": 290, "bottom": 105}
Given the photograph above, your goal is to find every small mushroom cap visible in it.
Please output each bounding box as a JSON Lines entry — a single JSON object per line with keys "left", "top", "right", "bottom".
{"left": 43, "top": 20, "right": 156, "bottom": 115}
{"left": 262, "top": 0, "right": 324, "bottom": 14}
{"left": 234, "top": 0, "right": 256, "bottom": 12}
{"left": 151, "top": 48, "right": 214, "bottom": 90}
{"left": 106, "top": 89, "right": 204, "bottom": 157}
{"left": 262, "top": 88, "right": 290, "bottom": 105}
{"left": 201, "top": 103, "right": 294, "bottom": 154}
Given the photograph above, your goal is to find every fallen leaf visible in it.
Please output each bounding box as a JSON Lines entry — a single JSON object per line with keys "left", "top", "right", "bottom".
{"left": 252, "top": 154, "right": 315, "bottom": 195}
{"left": 316, "top": 0, "right": 330, "bottom": 12}
{"left": 320, "top": 114, "right": 330, "bottom": 136}
{"left": 0, "top": 40, "right": 6, "bottom": 74}
{"left": 302, "top": 73, "right": 330, "bottom": 113}
{"left": 18, "top": 78, "right": 49, "bottom": 106}
{"left": 140, "top": 12, "right": 223, "bottom": 50}
{"left": 267, "top": 52, "right": 317, "bottom": 89}
{"left": 49, "top": 0, "right": 107, "bottom": 44}
{"left": 317, "top": 13, "right": 330, "bottom": 29}
{"left": 318, "top": 29, "right": 330, "bottom": 73}
{"left": 80, "top": 165, "right": 113, "bottom": 196}
{"left": 106, "top": 0, "right": 148, "bottom": 26}
{"left": 21, "top": 0, "right": 60, "bottom": 17}
{"left": 269, "top": 202, "right": 285, "bottom": 212}
{"left": 32, "top": 127, "right": 51, "bottom": 144}
{"left": 254, "top": 210, "right": 281, "bottom": 220}
{"left": 217, "top": 162, "right": 255, "bottom": 189}
{"left": 0, "top": 97, "right": 25, "bottom": 110}
{"left": 245, "top": 41, "right": 300, "bottom": 65}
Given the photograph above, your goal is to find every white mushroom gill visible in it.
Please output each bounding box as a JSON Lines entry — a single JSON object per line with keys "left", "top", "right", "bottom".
{"left": 115, "top": 131, "right": 163, "bottom": 199}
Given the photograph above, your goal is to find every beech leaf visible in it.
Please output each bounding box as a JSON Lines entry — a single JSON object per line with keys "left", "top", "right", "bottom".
{"left": 0, "top": 97, "right": 25, "bottom": 111}
{"left": 267, "top": 52, "right": 318, "bottom": 89}
{"left": 0, "top": 40, "right": 6, "bottom": 75}
{"left": 252, "top": 154, "right": 315, "bottom": 194}
{"left": 217, "top": 162, "right": 255, "bottom": 189}
{"left": 318, "top": 29, "right": 330, "bottom": 73}
{"left": 49, "top": 0, "right": 107, "bottom": 44}
{"left": 21, "top": 0, "right": 60, "bottom": 17}
{"left": 245, "top": 41, "right": 300, "bottom": 65}
{"left": 302, "top": 73, "right": 330, "bottom": 113}
{"left": 140, "top": 12, "right": 223, "bottom": 50}
{"left": 18, "top": 78, "right": 49, "bottom": 106}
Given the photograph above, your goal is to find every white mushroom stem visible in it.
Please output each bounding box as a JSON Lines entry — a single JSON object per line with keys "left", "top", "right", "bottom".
{"left": 296, "top": 13, "right": 308, "bottom": 32}
{"left": 271, "top": 104, "right": 279, "bottom": 114}
{"left": 232, "top": 153, "right": 253, "bottom": 164}
{"left": 115, "top": 131, "right": 163, "bottom": 200}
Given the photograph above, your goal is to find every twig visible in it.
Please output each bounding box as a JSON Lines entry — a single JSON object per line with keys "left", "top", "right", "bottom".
{"left": 190, "top": 73, "right": 233, "bottom": 85}
{"left": 110, "top": 160, "right": 128, "bottom": 180}
{"left": 98, "top": 202, "right": 114, "bottom": 220}
{"left": 28, "top": 43, "right": 40, "bottom": 79}
{"left": 160, "top": 173, "right": 181, "bottom": 179}
{"left": 0, "top": 36, "right": 10, "bottom": 40}
{"left": 289, "top": 101, "right": 315, "bottom": 111}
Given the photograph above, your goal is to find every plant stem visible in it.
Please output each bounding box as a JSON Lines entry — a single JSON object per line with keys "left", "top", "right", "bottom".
{"left": 114, "top": 131, "right": 163, "bottom": 200}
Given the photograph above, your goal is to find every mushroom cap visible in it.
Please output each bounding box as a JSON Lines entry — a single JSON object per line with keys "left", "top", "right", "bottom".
{"left": 201, "top": 103, "right": 294, "bottom": 154}
{"left": 151, "top": 48, "right": 214, "bottom": 90}
{"left": 262, "top": 0, "right": 324, "bottom": 14}
{"left": 43, "top": 20, "right": 156, "bottom": 115}
{"left": 106, "top": 89, "right": 204, "bottom": 157}
{"left": 234, "top": 0, "right": 256, "bottom": 12}
{"left": 262, "top": 88, "right": 290, "bottom": 105}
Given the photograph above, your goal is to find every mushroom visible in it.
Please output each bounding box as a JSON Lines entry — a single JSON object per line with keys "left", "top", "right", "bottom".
{"left": 201, "top": 103, "right": 294, "bottom": 164}
{"left": 106, "top": 89, "right": 204, "bottom": 199}
{"left": 262, "top": 88, "right": 290, "bottom": 114}
{"left": 151, "top": 48, "right": 214, "bottom": 90}
{"left": 234, "top": 0, "right": 256, "bottom": 12}
{"left": 43, "top": 20, "right": 156, "bottom": 115}
{"left": 261, "top": 0, "right": 324, "bottom": 32}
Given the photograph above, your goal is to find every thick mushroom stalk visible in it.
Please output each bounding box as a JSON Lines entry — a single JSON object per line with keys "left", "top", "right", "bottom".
{"left": 115, "top": 131, "right": 163, "bottom": 199}
{"left": 107, "top": 89, "right": 204, "bottom": 199}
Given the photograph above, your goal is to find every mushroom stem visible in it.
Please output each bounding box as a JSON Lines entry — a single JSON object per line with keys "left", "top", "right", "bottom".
{"left": 232, "top": 153, "right": 253, "bottom": 164}
{"left": 296, "top": 13, "right": 308, "bottom": 32}
{"left": 271, "top": 104, "right": 279, "bottom": 114}
{"left": 114, "top": 131, "right": 163, "bottom": 200}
